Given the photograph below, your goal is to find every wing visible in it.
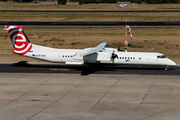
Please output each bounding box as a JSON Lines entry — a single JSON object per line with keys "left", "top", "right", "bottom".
{"left": 83, "top": 42, "right": 107, "bottom": 56}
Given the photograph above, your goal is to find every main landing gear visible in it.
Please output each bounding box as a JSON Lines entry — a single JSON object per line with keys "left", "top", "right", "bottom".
{"left": 165, "top": 66, "right": 169, "bottom": 71}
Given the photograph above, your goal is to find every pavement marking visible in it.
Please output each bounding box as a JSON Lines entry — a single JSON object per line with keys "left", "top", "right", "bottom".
{"left": 131, "top": 74, "right": 180, "bottom": 120}
{"left": 60, "top": 68, "right": 69, "bottom": 71}
{"left": 130, "top": 75, "right": 157, "bottom": 120}
{"left": 50, "top": 68, "right": 59, "bottom": 70}
{"left": 140, "top": 105, "right": 180, "bottom": 120}
{"left": 157, "top": 77, "right": 180, "bottom": 84}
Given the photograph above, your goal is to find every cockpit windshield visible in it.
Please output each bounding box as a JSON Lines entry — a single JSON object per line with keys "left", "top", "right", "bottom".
{"left": 157, "top": 55, "right": 166, "bottom": 58}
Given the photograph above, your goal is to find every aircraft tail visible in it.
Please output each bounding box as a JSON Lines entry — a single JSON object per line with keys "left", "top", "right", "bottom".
{"left": 4, "top": 26, "right": 32, "bottom": 55}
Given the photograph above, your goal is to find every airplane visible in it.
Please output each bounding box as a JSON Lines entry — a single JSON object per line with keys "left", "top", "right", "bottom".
{"left": 4, "top": 25, "right": 176, "bottom": 71}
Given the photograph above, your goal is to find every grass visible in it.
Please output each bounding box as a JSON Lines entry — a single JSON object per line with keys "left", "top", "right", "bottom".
{"left": 0, "top": 27, "right": 180, "bottom": 63}
{"left": 128, "top": 44, "right": 144, "bottom": 48}
{"left": 0, "top": 2, "right": 180, "bottom": 10}
{"left": 43, "top": 38, "right": 65, "bottom": 42}
{"left": 1, "top": 12, "right": 180, "bottom": 22}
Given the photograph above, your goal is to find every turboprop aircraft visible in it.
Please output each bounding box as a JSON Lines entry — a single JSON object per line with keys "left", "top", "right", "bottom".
{"left": 4, "top": 26, "right": 176, "bottom": 70}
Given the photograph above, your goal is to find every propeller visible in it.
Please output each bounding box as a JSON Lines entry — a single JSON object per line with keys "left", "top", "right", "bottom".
{"left": 111, "top": 50, "right": 118, "bottom": 63}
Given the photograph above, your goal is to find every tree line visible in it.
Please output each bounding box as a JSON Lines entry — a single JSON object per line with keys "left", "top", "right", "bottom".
{"left": 1, "top": 0, "right": 180, "bottom": 4}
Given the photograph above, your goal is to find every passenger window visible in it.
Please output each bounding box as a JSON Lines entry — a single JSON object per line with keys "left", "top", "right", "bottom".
{"left": 130, "top": 57, "right": 132, "bottom": 59}
{"left": 122, "top": 57, "right": 124, "bottom": 59}
{"left": 139, "top": 57, "right": 141, "bottom": 60}
{"left": 128, "top": 57, "right": 129, "bottom": 59}
{"left": 125, "top": 57, "right": 127, "bottom": 59}
{"left": 133, "top": 57, "right": 135, "bottom": 59}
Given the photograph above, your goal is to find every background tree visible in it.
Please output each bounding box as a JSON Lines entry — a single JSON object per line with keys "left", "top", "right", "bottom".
{"left": 58, "top": 0, "right": 67, "bottom": 4}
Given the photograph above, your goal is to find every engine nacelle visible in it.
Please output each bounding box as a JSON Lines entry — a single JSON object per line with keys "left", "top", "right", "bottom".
{"left": 104, "top": 48, "right": 118, "bottom": 53}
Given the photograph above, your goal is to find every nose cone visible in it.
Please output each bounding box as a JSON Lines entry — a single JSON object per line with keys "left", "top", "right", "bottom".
{"left": 167, "top": 59, "right": 176, "bottom": 66}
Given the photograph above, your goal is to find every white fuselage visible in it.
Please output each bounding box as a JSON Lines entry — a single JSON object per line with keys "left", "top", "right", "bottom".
{"left": 24, "top": 44, "right": 176, "bottom": 66}
{"left": 4, "top": 26, "right": 176, "bottom": 68}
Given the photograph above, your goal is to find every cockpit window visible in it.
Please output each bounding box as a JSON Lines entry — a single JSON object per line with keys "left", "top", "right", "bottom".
{"left": 157, "top": 55, "right": 166, "bottom": 58}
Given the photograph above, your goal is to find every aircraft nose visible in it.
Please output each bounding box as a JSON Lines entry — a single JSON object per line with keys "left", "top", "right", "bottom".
{"left": 172, "top": 61, "right": 177, "bottom": 66}
{"left": 169, "top": 59, "right": 176, "bottom": 66}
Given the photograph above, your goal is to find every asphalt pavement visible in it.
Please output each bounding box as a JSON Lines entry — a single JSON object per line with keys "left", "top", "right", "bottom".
{"left": 0, "top": 62, "right": 179, "bottom": 75}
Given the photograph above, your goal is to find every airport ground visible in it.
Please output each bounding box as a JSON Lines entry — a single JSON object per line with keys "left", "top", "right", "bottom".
{"left": 0, "top": 62, "right": 180, "bottom": 120}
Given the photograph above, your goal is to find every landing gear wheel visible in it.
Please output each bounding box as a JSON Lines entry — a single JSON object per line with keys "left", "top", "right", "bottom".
{"left": 165, "top": 66, "right": 169, "bottom": 71}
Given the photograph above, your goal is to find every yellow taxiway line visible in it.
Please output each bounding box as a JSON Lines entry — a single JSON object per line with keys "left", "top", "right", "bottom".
{"left": 140, "top": 105, "right": 180, "bottom": 120}
{"left": 138, "top": 74, "right": 180, "bottom": 120}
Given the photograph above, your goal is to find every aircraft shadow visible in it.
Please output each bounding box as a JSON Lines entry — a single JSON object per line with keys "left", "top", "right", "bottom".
{"left": 8, "top": 61, "right": 178, "bottom": 76}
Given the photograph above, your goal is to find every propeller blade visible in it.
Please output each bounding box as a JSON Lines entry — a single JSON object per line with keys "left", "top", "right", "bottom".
{"left": 111, "top": 52, "right": 118, "bottom": 63}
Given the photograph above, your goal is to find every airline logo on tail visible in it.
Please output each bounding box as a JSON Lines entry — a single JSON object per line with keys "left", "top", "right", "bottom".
{"left": 4, "top": 26, "right": 32, "bottom": 55}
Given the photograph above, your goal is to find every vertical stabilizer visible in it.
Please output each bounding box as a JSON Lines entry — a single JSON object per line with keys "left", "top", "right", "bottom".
{"left": 4, "top": 26, "right": 32, "bottom": 55}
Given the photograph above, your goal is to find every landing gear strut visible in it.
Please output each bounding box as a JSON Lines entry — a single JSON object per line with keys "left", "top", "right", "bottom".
{"left": 165, "top": 66, "right": 169, "bottom": 71}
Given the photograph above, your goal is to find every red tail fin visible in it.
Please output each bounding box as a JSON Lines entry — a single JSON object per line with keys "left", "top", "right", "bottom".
{"left": 4, "top": 26, "right": 32, "bottom": 55}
